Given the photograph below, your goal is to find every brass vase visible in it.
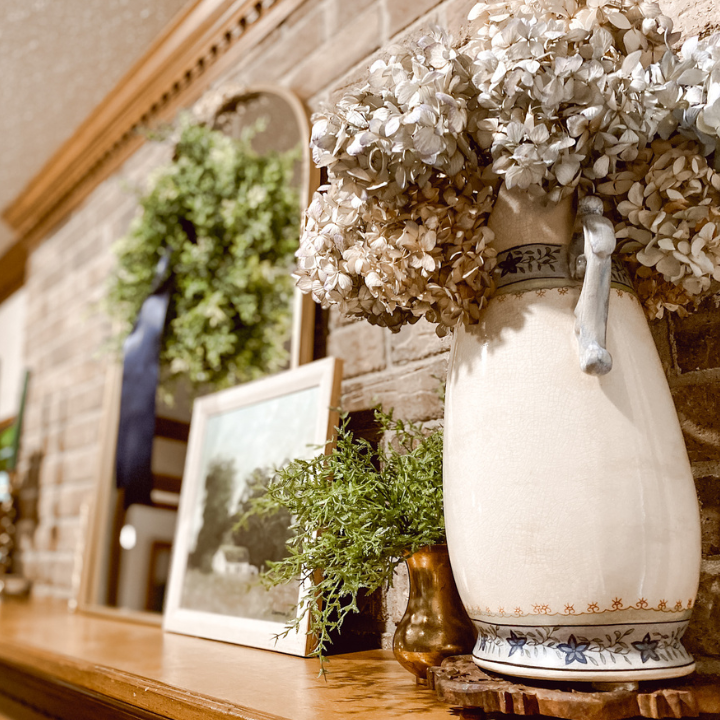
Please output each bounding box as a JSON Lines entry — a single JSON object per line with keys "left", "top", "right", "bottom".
{"left": 392, "top": 543, "right": 477, "bottom": 682}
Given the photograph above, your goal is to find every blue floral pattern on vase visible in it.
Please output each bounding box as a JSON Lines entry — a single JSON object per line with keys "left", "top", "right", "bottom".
{"left": 472, "top": 620, "right": 692, "bottom": 673}
{"left": 632, "top": 633, "right": 661, "bottom": 663}
{"left": 495, "top": 244, "right": 567, "bottom": 288}
{"left": 494, "top": 243, "right": 635, "bottom": 293}
{"left": 507, "top": 630, "right": 527, "bottom": 657}
{"left": 557, "top": 635, "right": 589, "bottom": 665}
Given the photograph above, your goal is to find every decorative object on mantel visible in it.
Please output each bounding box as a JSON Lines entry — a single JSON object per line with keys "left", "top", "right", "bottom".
{"left": 393, "top": 544, "right": 477, "bottom": 683}
{"left": 297, "top": 3, "right": 720, "bottom": 331}
{"left": 114, "top": 251, "right": 173, "bottom": 509}
{"left": 106, "top": 117, "right": 301, "bottom": 395}
{"left": 0, "top": 420, "right": 18, "bottom": 580}
{"left": 429, "top": 655, "right": 720, "bottom": 719}
{"left": 79, "top": 87, "right": 318, "bottom": 628}
{"left": 0, "top": 460, "right": 17, "bottom": 590}
{"left": 163, "top": 357, "right": 342, "bottom": 656}
{"left": 294, "top": 0, "right": 720, "bottom": 682}
{"left": 444, "top": 187, "right": 700, "bottom": 682}
{"left": 245, "top": 408, "right": 475, "bottom": 674}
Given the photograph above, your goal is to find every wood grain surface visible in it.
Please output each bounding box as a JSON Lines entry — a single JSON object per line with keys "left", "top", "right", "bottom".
{"left": 0, "top": 598, "right": 453, "bottom": 720}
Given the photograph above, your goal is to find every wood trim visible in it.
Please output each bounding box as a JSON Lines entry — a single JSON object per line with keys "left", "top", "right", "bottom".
{"left": 152, "top": 474, "right": 182, "bottom": 494}
{"left": 154, "top": 417, "right": 190, "bottom": 443}
{"left": 0, "top": 598, "right": 454, "bottom": 720}
{"left": 77, "top": 363, "right": 125, "bottom": 618}
{"left": 205, "top": 84, "right": 320, "bottom": 368}
{"left": 75, "top": 85, "right": 319, "bottom": 624}
{"left": 0, "top": 659, "right": 168, "bottom": 720}
{"left": 144, "top": 541, "right": 173, "bottom": 613}
{"left": 0, "top": 639, "right": 283, "bottom": 720}
{"left": 0, "top": 242, "right": 26, "bottom": 306}
{"left": 1, "top": 0, "right": 306, "bottom": 252}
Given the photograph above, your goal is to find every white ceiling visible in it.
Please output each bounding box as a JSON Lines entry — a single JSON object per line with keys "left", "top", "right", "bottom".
{"left": 0, "top": 0, "right": 193, "bottom": 256}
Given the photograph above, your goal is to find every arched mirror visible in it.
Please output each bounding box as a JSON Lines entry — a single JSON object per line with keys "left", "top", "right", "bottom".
{"left": 76, "top": 86, "right": 319, "bottom": 623}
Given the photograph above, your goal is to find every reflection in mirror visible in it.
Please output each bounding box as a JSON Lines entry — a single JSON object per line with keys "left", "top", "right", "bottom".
{"left": 94, "top": 388, "right": 190, "bottom": 615}
{"left": 79, "top": 87, "right": 317, "bottom": 622}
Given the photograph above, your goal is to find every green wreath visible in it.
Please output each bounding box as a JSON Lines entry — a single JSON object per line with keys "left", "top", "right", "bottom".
{"left": 107, "top": 118, "right": 301, "bottom": 392}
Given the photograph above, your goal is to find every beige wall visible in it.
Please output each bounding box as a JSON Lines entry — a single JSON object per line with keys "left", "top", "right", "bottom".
{"left": 12, "top": 0, "right": 720, "bottom": 660}
{"left": 0, "top": 288, "right": 26, "bottom": 422}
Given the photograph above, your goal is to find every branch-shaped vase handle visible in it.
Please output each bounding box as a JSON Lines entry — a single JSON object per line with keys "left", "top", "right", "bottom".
{"left": 574, "top": 196, "right": 616, "bottom": 376}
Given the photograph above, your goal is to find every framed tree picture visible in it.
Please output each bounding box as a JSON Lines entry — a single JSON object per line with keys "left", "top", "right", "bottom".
{"left": 163, "top": 357, "right": 342, "bottom": 655}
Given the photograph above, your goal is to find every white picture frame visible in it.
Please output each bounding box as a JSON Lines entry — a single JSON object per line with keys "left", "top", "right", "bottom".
{"left": 163, "top": 357, "right": 342, "bottom": 656}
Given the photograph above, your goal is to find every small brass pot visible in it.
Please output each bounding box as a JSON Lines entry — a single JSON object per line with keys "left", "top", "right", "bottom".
{"left": 392, "top": 543, "right": 477, "bottom": 682}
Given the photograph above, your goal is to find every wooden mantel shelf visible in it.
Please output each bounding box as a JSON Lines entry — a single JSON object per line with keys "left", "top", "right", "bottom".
{"left": 0, "top": 598, "right": 454, "bottom": 720}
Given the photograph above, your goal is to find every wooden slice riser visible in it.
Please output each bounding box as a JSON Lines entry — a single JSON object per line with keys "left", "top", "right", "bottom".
{"left": 428, "top": 656, "right": 720, "bottom": 719}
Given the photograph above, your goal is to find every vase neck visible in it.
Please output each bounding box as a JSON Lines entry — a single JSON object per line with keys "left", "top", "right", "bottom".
{"left": 487, "top": 185, "right": 575, "bottom": 254}
{"left": 405, "top": 544, "right": 449, "bottom": 572}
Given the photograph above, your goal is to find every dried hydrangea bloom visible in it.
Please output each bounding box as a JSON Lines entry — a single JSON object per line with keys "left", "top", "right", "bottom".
{"left": 589, "top": 137, "right": 720, "bottom": 318}
{"left": 464, "top": 0, "right": 680, "bottom": 200}
{"left": 599, "top": 138, "right": 720, "bottom": 310}
{"left": 309, "top": 29, "right": 480, "bottom": 204}
{"left": 296, "top": 175, "right": 498, "bottom": 334}
{"left": 662, "top": 34, "right": 720, "bottom": 147}
{"left": 630, "top": 265, "right": 697, "bottom": 319}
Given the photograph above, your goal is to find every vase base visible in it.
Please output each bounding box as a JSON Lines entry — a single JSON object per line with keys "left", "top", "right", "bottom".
{"left": 471, "top": 618, "right": 694, "bottom": 682}
{"left": 473, "top": 656, "right": 695, "bottom": 683}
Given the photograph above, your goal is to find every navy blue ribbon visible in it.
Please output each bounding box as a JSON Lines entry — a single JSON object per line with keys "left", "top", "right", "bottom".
{"left": 115, "top": 251, "right": 173, "bottom": 508}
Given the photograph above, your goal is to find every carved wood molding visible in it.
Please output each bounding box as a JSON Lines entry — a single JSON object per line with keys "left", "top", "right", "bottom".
{"left": 1, "top": 0, "right": 304, "bottom": 254}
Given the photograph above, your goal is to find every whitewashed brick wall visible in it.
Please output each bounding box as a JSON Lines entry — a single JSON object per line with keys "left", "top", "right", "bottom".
{"left": 14, "top": 0, "right": 720, "bottom": 661}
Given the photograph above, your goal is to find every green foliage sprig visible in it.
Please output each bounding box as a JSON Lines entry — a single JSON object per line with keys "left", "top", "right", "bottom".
{"left": 243, "top": 408, "right": 445, "bottom": 668}
{"left": 106, "top": 117, "right": 301, "bottom": 391}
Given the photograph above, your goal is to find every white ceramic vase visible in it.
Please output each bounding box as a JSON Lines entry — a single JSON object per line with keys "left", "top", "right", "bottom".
{"left": 444, "top": 187, "right": 702, "bottom": 682}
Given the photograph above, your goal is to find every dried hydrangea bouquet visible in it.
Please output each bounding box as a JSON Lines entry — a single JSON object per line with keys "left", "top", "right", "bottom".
{"left": 296, "top": 0, "right": 719, "bottom": 683}
{"left": 298, "top": 0, "right": 720, "bottom": 327}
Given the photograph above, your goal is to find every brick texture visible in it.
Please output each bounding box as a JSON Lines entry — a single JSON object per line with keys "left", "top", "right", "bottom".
{"left": 284, "top": 5, "right": 382, "bottom": 100}
{"left": 659, "top": 0, "right": 720, "bottom": 36}
{"left": 236, "top": 3, "right": 326, "bottom": 86}
{"left": 672, "top": 298, "right": 720, "bottom": 373}
{"left": 685, "top": 560, "right": 720, "bottom": 657}
{"left": 10, "top": 0, "right": 720, "bottom": 665}
{"left": 332, "top": 0, "right": 376, "bottom": 31}
{"left": 14, "top": 139, "right": 170, "bottom": 597}
{"left": 697, "top": 476, "right": 720, "bottom": 558}
{"left": 327, "top": 321, "right": 387, "bottom": 378}
{"left": 341, "top": 356, "right": 448, "bottom": 422}
{"left": 442, "top": 0, "right": 480, "bottom": 38}
{"left": 386, "top": 0, "right": 444, "bottom": 37}
{"left": 390, "top": 319, "right": 450, "bottom": 365}
{"left": 671, "top": 383, "right": 720, "bottom": 463}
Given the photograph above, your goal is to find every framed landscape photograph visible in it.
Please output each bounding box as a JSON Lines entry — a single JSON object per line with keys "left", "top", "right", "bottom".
{"left": 163, "top": 357, "right": 342, "bottom": 655}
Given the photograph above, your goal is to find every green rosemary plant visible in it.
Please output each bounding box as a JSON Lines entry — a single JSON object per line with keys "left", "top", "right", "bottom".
{"left": 241, "top": 408, "right": 445, "bottom": 668}
{"left": 106, "top": 117, "right": 301, "bottom": 392}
